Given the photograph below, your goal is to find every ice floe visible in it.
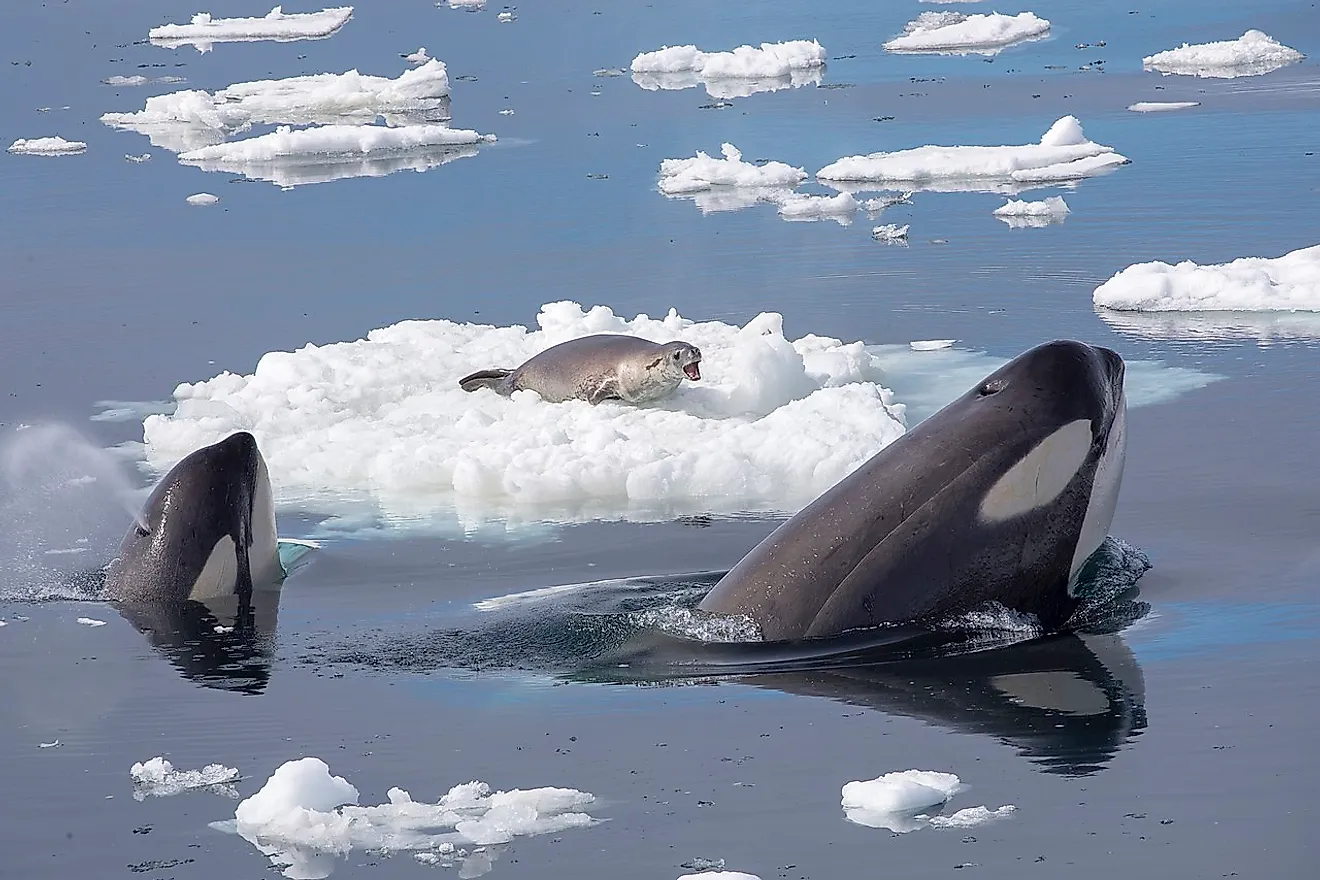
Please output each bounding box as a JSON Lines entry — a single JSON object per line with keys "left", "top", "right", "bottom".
{"left": 101, "top": 61, "right": 452, "bottom": 152}
{"left": 631, "top": 40, "right": 826, "bottom": 98}
{"left": 677, "top": 874, "right": 761, "bottom": 880}
{"left": 446, "top": 0, "right": 486, "bottom": 8}
{"left": 817, "top": 116, "right": 1128, "bottom": 194}
{"left": 910, "top": 339, "right": 955, "bottom": 351}
{"left": 658, "top": 143, "right": 807, "bottom": 213}
{"left": 842, "top": 770, "right": 1015, "bottom": 834}
{"left": 131, "top": 302, "right": 1219, "bottom": 538}
{"left": 1143, "top": 30, "right": 1304, "bottom": 79}
{"left": 150, "top": 6, "right": 354, "bottom": 53}
{"left": 186, "top": 192, "right": 220, "bottom": 205}
{"left": 872, "top": 223, "right": 910, "bottom": 242}
{"left": 1093, "top": 243, "right": 1320, "bottom": 312}
{"left": 994, "top": 194, "right": 1069, "bottom": 227}
{"left": 7, "top": 136, "right": 86, "bottom": 156}
{"left": 131, "top": 757, "right": 240, "bottom": 799}
{"left": 221, "top": 757, "right": 597, "bottom": 879}
{"left": 1127, "top": 101, "right": 1200, "bottom": 112}
{"left": 77, "top": 617, "right": 107, "bottom": 626}
{"left": 884, "top": 11, "right": 1050, "bottom": 56}
{"left": 776, "top": 191, "right": 860, "bottom": 225}
{"left": 177, "top": 123, "right": 493, "bottom": 187}
{"left": 404, "top": 47, "right": 431, "bottom": 64}
{"left": 104, "top": 74, "right": 185, "bottom": 87}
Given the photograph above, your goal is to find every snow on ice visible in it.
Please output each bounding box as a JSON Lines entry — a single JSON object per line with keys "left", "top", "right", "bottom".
{"left": 1143, "top": 30, "right": 1304, "bottom": 79}
{"left": 884, "top": 11, "right": 1050, "bottom": 55}
{"left": 631, "top": 40, "right": 826, "bottom": 98}
{"left": 149, "top": 6, "right": 354, "bottom": 53}
{"left": 1094, "top": 243, "right": 1320, "bottom": 312}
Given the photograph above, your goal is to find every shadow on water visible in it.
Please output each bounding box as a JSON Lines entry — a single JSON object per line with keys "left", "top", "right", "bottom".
{"left": 317, "top": 538, "right": 1153, "bottom": 775}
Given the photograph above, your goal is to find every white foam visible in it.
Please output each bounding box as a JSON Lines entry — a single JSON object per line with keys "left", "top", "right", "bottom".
{"left": 631, "top": 40, "right": 826, "bottom": 98}
{"left": 1093, "top": 243, "right": 1320, "bottom": 312}
{"left": 77, "top": 617, "right": 107, "bottom": 627}
{"left": 884, "top": 11, "right": 1050, "bottom": 56}
{"left": 149, "top": 6, "right": 354, "bottom": 53}
{"left": 138, "top": 302, "right": 906, "bottom": 533}
{"left": 775, "top": 191, "right": 859, "bottom": 225}
{"left": 177, "top": 123, "right": 493, "bottom": 187}
{"left": 994, "top": 195, "right": 1069, "bottom": 228}
{"left": 630, "top": 605, "right": 763, "bottom": 643}
{"left": 7, "top": 136, "right": 86, "bottom": 155}
{"left": 817, "top": 116, "right": 1128, "bottom": 191}
{"left": 186, "top": 193, "right": 220, "bottom": 205}
{"left": 101, "top": 61, "right": 451, "bottom": 146}
{"left": 228, "top": 757, "right": 597, "bottom": 879}
{"left": 1143, "top": 30, "right": 1304, "bottom": 79}
{"left": 1127, "top": 101, "right": 1200, "bottom": 112}
{"left": 131, "top": 757, "right": 240, "bottom": 798}
{"left": 872, "top": 223, "right": 910, "bottom": 242}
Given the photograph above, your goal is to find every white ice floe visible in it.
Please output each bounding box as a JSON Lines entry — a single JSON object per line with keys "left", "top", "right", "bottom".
{"left": 497, "top": 11, "right": 515, "bottom": 22}
{"left": 994, "top": 194, "right": 1069, "bottom": 228}
{"left": 1143, "top": 30, "right": 1304, "bottom": 79}
{"left": 447, "top": 0, "right": 486, "bottom": 7}
{"left": 1127, "top": 101, "right": 1200, "bottom": 112}
{"left": 223, "top": 757, "right": 597, "bottom": 879}
{"left": 77, "top": 617, "right": 107, "bottom": 626}
{"left": 842, "top": 770, "right": 1015, "bottom": 834}
{"left": 131, "top": 757, "right": 240, "bottom": 799}
{"left": 7, "top": 136, "right": 86, "bottom": 156}
{"left": 863, "top": 192, "right": 914, "bottom": 214}
{"left": 775, "top": 191, "right": 860, "bottom": 225}
{"left": 186, "top": 192, "right": 220, "bottom": 205}
{"left": 658, "top": 143, "right": 807, "bottom": 212}
{"left": 177, "top": 123, "right": 493, "bottom": 187}
{"left": 817, "top": 116, "right": 1127, "bottom": 193}
{"left": 125, "top": 153, "right": 152, "bottom": 163}
{"left": 101, "top": 61, "right": 451, "bottom": 151}
{"left": 872, "top": 223, "right": 910, "bottom": 242}
{"left": 631, "top": 40, "right": 826, "bottom": 98}
{"left": 404, "top": 47, "right": 431, "bottom": 64}
{"left": 677, "top": 874, "right": 761, "bottom": 880}
{"left": 884, "top": 11, "right": 1050, "bottom": 56}
{"left": 910, "top": 339, "right": 956, "bottom": 351}
{"left": 149, "top": 6, "right": 354, "bottom": 53}
{"left": 1093, "top": 243, "right": 1320, "bottom": 312}
{"left": 105, "top": 75, "right": 149, "bottom": 86}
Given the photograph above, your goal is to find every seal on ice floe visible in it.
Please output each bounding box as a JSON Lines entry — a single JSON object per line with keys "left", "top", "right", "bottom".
{"left": 459, "top": 334, "right": 702, "bottom": 404}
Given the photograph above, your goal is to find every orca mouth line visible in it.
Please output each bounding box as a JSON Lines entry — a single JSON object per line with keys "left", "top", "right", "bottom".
{"left": 684, "top": 363, "right": 701, "bottom": 380}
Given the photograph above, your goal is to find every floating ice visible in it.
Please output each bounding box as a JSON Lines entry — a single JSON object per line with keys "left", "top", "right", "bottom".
{"left": 872, "top": 223, "right": 910, "bottom": 242}
{"left": 659, "top": 144, "right": 806, "bottom": 194}
{"left": 446, "top": 0, "right": 486, "bottom": 8}
{"left": 139, "top": 302, "right": 907, "bottom": 531}
{"left": 125, "top": 153, "right": 152, "bottom": 163}
{"left": 1127, "top": 101, "right": 1200, "bottom": 112}
{"left": 131, "top": 757, "right": 240, "bottom": 799}
{"left": 186, "top": 192, "right": 220, "bottom": 205}
{"left": 105, "top": 75, "right": 149, "bottom": 86}
{"left": 177, "top": 123, "right": 493, "bottom": 187}
{"left": 842, "top": 771, "right": 1015, "bottom": 834}
{"left": 884, "top": 11, "right": 1050, "bottom": 56}
{"left": 101, "top": 61, "right": 451, "bottom": 150}
{"left": 631, "top": 40, "right": 826, "bottom": 98}
{"left": 1143, "top": 30, "right": 1304, "bottom": 79}
{"left": 1093, "top": 243, "right": 1320, "bottom": 312}
{"left": 863, "top": 192, "right": 914, "bottom": 214}
{"left": 7, "top": 136, "right": 86, "bottom": 156}
{"left": 404, "top": 47, "right": 431, "bottom": 64}
{"left": 928, "top": 805, "right": 1018, "bottom": 828}
{"left": 775, "top": 191, "right": 859, "bottom": 225}
{"left": 677, "top": 874, "right": 761, "bottom": 880}
{"left": 77, "top": 617, "right": 107, "bottom": 627}
{"left": 910, "top": 339, "right": 955, "bottom": 351}
{"left": 817, "top": 116, "right": 1127, "bottom": 193}
{"left": 497, "top": 11, "right": 515, "bottom": 22}
{"left": 226, "top": 757, "right": 597, "bottom": 879}
{"left": 994, "top": 194, "right": 1069, "bottom": 228}
{"left": 149, "top": 6, "right": 354, "bottom": 53}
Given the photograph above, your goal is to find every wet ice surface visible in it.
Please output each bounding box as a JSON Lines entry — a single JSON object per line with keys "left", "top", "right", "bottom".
{"left": 1, "top": 0, "right": 1318, "bottom": 877}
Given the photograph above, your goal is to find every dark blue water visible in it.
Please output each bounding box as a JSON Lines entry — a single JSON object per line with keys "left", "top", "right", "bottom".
{"left": 2, "top": 1, "right": 1317, "bottom": 878}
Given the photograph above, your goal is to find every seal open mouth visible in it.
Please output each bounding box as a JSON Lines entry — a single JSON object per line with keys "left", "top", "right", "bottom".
{"left": 684, "top": 363, "right": 701, "bottom": 381}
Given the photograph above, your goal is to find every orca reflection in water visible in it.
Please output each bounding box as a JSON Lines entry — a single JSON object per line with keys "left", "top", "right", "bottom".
{"left": 699, "top": 340, "right": 1129, "bottom": 640}
{"left": 746, "top": 633, "right": 1147, "bottom": 777}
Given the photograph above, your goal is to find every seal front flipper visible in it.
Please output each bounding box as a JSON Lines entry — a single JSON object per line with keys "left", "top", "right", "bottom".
{"left": 459, "top": 368, "right": 514, "bottom": 393}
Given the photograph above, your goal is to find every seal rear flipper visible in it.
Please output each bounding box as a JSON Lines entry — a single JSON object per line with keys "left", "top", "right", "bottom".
{"left": 459, "top": 368, "right": 514, "bottom": 393}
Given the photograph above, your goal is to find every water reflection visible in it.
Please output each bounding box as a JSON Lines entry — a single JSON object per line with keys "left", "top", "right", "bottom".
{"left": 746, "top": 632, "right": 1147, "bottom": 777}
{"left": 630, "top": 66, "right": 824, "bottom": 99}
{"left": 1096, "top": 307, "right": 1320, "bottom": 345}
{"left": 179, "top": 142, "right": 484, "bottom": 188}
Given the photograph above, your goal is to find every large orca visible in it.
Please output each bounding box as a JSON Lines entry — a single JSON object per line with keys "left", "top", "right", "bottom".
{"left": 104, "top": 431, "right": 280, "bottom": 606}
{"left": 698, "top": 340, "right": 1128, "bottom": 640}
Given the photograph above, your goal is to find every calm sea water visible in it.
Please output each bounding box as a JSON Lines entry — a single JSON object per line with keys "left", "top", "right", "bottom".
{"left": 1, "top": 1, "right": 1317, "bottom": 878}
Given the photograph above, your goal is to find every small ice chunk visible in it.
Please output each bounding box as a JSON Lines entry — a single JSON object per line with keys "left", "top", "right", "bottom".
{"left": 842, "top": 770, "right": 965, "bottom": 815}
{"left": 817, "top": 116, "right": 1127, "bottom": 188}
{"left": 149, "top": 6, "right": 355, "bottom": 53}
{"left": 659, "top": 143, "right": 807, "bottom": 194}
{"left": 677, "top": 874, "right": 761, "bottom": 880}
{"left": 993, "top": 195, "right": 1069, "bottom": 217}
{"left": 214, "top": 624, "right": 234, "bottom": 633}
{"left": 775, "top": 191, "right": 859, "bottom": 225}
{"left": 7, "top": 136, "right": 87, "bottom": 155}
{"left": 447, "top": 0, "right": 486, "bottom": 7}
{"left": 1127, "top": 101, "right": 1199, "bottom": 112}
{"left": 884, "top": 11, "right": 1050, "bottom": 56}
{"left": 125, "top": 153, "right": 152, "bottom": 163}
{"left": 862, "top": 192, "right": 914, "bottom": 213}
{"left": 497, "top": 11, "right": 515, "bottom": 22}
{"left": 179, "top": 123, "right": 491, "bottom": 164}
{"left": 76, "top": 617, "right": 107, "bottom": 626}
{"left": 1093, "top": 243, "right": 1320, "bottom": 312}
{"left": 415, "top": 852, "right": 440, "bottom": 865}
{"left": 131, "top": 756, "right": 241, "bottom": 798}
{"left": 872, "top": 223, "right": 910, "bottom": 242}
{"left": 186, "top": 193, "right": 220, "bottom": 205}
{"left": 0, "top": 620, "right": 6, "bottom": 627}
{"left": 105, "top": 74, "right": 151, "bottom": 86}
{"left": 631, "top": 40, "right": 826, "bottom": 98}
{"left": 928, "top": 805, "right": 1018, "bottom": 828}
{"left": 910, "top": 339, "right": 955, "bottom": 351}
{"left": 1143, "top": 30, "right": 1304, "bottom": 79}
{"left": 404, "top": 47, "right": 431, "bottom": 64}
{"left": 39, "top": 740, "right": 61, "bottom": 748}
